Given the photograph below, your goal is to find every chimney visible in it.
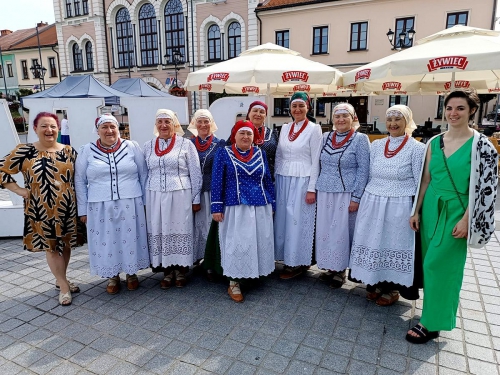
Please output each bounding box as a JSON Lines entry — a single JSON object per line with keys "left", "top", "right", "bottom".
{"left": 37, "top": 22, "right": 48, "bottom": 28}
{"left": 0, "top": 30, "right": 13, "bottom": 36}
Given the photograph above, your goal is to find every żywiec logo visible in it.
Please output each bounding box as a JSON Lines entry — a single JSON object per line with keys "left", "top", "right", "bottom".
{"left": 337, "top": 84, "right": 356, "bottom": 90}
{"left": 282, "top": 71, "right": 309, "bottom": 82}
{"left": 241, "top": 86, "right": 260, "bottom": 94}
{"left": 488, "top": 88, "right": 500, "bottom": 93}
{"left": 199, "top": 84, "right": 212, "bottom": 91}
{"left": 293, "top": 84, "right": 311, "bottom": 92}
{"left": 207, "top": 73, "right": 230, "bottom": 82}
{"left": 427, "top": 56, "right": 469, "bottom": 72}
{"left": 393, "top": 91, "right": 408, "bottom": 95}
{"left": 322, "top": 92, "right": 337, "bottom": 97}
{"left": 382, "top": 81, "right": 402, "bottom": 90}
{"left": 355, "top": 69, "right": 371, "bottom": 82}
{"left": 444, "top": 80, "right": 470, "bottom": 90}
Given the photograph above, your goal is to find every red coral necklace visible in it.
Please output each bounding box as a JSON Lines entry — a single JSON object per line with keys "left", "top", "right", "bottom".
{"left": 288, "top": 119, "right": 309, "bottom": 142}
{"left": 232, "top": 144, "right": 254, "bottom": 163}
{"left": 254, "top": 126, "right": 265, "bottom": 145}
{"left": 384, "top": 134, "right": 409, "bottom": 158}
{"left": 332, "top": 129, "right": 354, "bottom": 149}
{"left": 195, "top": 134, "right": 213, "bottom": 152}
{"left": 96, "top": 139, "right": 121, "bottom": 153}
{"left": 155, "top": 135, "right": 176, "bottom": 156}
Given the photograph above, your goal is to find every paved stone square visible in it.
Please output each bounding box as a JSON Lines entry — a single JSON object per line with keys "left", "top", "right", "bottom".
{"left": 0, "top": 191, "right": 499, "bottom": 374}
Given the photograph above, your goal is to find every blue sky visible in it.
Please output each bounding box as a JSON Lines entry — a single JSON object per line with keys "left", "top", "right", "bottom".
{"left": 0, "top": 0, "right": 55, "bottom": 31}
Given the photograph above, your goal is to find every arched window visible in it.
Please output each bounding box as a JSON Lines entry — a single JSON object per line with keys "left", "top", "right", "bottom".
{"left": 207, "top": 24, "right": 221, "bottom": 62}
{"left": 72, "top": 44, "right": 84, "bottom": 71}
{"left": 116, "top": 8, "right": 134, "bottom": 68}
{"left": 85, "top": 41, "right": 94, "bottom": 71}
{"left": 227, "top": 22, "right": 241, "bottom": 59}
{"left": 139, "top": 3, "right": 158, "bottom": 66}
{"left": 164, "top": 0, "right": 185, "bottom": 64}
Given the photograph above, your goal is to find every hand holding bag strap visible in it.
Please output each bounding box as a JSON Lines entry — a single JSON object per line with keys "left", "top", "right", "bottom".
{"left": 440, "top": 134, "right": 467, "bottom": 213}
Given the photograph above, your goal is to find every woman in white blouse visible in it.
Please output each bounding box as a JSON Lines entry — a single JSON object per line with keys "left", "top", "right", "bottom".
{"left": 143, "top": 109, "right": 202, "bottom": 289}
{"left": 274, "top": 92, "right": 322, "bottom": 279}
{"left": 349, "top": 105, "right": 425, "bottom": 306}
{"left": 75, "top": 114, "right": 150, "bottom": 294}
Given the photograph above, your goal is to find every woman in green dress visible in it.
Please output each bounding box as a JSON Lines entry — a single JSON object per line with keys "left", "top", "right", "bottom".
{"left": 407, "top": 89, "right": 498, "bottom": 344}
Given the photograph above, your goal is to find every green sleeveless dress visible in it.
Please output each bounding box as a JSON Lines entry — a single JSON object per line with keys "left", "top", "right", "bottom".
{"left": 420, "top": 135, "right": 473, "bottom": 331}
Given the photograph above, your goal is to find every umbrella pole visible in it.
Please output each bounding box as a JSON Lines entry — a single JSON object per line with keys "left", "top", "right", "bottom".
{"left": 313, "top": 94, "right": 317, "bottom": 119}
{"left": 494, "top": 93, "right": 499, "bottom": 129}
{"left": 266, "top": 83, "right": 270, "bottom": 128}
{"left": 441, "top": 94, "right": 446, "bottom": 129}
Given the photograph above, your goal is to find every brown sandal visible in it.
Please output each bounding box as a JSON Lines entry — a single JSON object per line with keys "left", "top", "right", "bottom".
{"left": 376, "top": 291, "right": 399, "bottom": 306}
{"left": 366, "top": 288, "right": 382, "bottom": 301}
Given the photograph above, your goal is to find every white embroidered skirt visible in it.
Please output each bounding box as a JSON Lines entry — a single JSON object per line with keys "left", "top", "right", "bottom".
{"left": 316, "top": 191, "right": 357, "bottom": 272}
{"left": 349, "top": 192, "right": 415, "bottom": 287}
{"left": 219, "top": 204, "right": 275, "bottom": 279}
{"left": 193, "top": 191, "right": 211, "bottom": 262}
{"left": 87, "top": 197, "right": 150, "bottom": 278}
{"left": 274, "top": 175, "right": 316, "bottom": 267}
{"left": 147, "top": 189, "right": 194, "bottom": 268}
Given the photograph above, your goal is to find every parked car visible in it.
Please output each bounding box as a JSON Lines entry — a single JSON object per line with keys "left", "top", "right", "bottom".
{"left": 486, "top": 108, "right": 500, "bottom": 121}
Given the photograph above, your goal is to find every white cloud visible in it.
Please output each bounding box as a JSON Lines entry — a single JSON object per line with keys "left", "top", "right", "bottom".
{"left": 0, "top": 0, "right": 55, "bottom": 31}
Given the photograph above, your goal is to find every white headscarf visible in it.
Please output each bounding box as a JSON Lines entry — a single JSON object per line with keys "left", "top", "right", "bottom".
{"left": 154, "top": 109, "right": 185, "bottom": 136}
{"left": 187, "top": 109, "right": 218, "bottom": 137}
{"left": 93, "top": 113, "right": 119, "bottom": 134}
{"left": 332, "top": 103, "right": 360, "bottom": 130}
{"left": 386, "top": 105, "right": 417, "bottom": 135}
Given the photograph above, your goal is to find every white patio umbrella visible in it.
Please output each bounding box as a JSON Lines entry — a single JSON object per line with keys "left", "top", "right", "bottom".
{"left": 185, "top": 43, "right": 343, "bottom": 95}
{"left": 343, "top": 26, "right": 500, "bottom": 95}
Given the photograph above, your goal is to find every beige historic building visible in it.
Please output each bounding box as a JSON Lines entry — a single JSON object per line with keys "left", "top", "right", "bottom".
{"left": 53, "top": 0, "right": 260, "bottom": 111}
{"left": 256, "top": 0, "right": 497, "bottom": 129}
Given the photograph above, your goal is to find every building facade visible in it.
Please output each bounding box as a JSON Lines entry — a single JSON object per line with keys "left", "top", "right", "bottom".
{"left": 54, "top": 0, "right": 259, "bottom": 112}
{"left": 256, "top": 0, "right": 497, "bottom": 129}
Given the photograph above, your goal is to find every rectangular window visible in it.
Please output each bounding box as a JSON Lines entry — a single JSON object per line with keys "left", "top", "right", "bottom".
{"left": 82, "top": 0, "right": 89, "bottom": 15}
{"left": 66, "top": 0, "right": 72, "bottom": 17}
{"left": 447, "top": 12, "right": 468, "bottom": 28}
{"left": 313, "top": 26, "right": 328, "bottom": 54}
{"left": 394, "top": 17, "right": 415, "bottom": 49}
{"left": 275, "top": 30, "right": 289, "bottom": 48}
{"left": 389, "top": 95, "right": 408, "bottom": 107}
{"left": 21, "top": 60, "right": 28, "bottom": 79}
{"left": 274, "top": 98, "right": 290, "bottom": 117}
{"left": 48, "top": 57, "right": 57, "bottom": 77}
{"left": 31, "top": 59, "right": 40, "bottom": 78}
{"left": 7, "top": 63, "right": 13, "bottom": 77}
{"left": 315, "top": 101, "right": 325, "bottom": 117}
{"left": 350, "top": 22, "right": 368, "bottom": 51}
{"left": 0, "top": 66, "right": 3, "bottom": 78}
{"left": 436, "top": 96, "right": 444, "bottom": 119}
{"left": 74, "top": 0, "right": 81, "bottom": 16}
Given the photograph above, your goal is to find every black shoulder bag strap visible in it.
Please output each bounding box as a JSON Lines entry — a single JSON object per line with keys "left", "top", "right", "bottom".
{"left": 440, "top": 134, "right": 467, "bottom": 213}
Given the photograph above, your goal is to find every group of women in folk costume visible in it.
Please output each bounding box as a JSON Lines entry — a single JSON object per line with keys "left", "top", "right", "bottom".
{"left": 0, "top": 89, "right": 496, "bottom": 346}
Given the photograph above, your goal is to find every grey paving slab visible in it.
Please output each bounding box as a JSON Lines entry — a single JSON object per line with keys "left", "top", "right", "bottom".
{"left": 1, "top": 226, "right": 500, "bottom": 375}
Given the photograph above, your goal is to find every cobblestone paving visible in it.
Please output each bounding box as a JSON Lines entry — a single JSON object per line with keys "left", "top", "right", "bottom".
{"left": 0, "top": 234, "right": 499, "bottom": 375}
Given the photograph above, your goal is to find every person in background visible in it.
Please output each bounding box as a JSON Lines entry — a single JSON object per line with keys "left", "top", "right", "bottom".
{"left": 0, "top": 112, "right": 78, "bottom": 306}
{"left": 75, "top": 114, "right": 149, "bottom": 295}
{"left": 144, "top": 109, "right": 202, "bottom": 289}
{"left": 60, "top": 113, "right": 70, "bottom": 145}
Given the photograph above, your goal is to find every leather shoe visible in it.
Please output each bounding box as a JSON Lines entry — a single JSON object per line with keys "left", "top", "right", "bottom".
{"left": 376, "top": 291, "right": 399, "bottom": 307}
{"left": 160, "top": 271, "right": 174, "bottom": 289}
{"left": 175, "top": 270, "right": 187, "bottom": 288}
{"left": 280, "top": 266, "right": 306, "bottom": 280}
{"left": 228, "top": 281, "right": 244, "bottom": 303}
{"left": 126, "top": 274, "right": 139, "bottom": 291}
{"left": 106, "top": 276, "right": 121, "bottom": 295}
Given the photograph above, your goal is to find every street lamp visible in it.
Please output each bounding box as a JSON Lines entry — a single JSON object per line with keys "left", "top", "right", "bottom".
{"left": 164, "top": 49, "right": 183, "bottom": 88}
{"left": 386, "top": 27, "right": 416, "bottom": 50}
{"left": 30, "top": 63, "right": 47, "bottom": 90}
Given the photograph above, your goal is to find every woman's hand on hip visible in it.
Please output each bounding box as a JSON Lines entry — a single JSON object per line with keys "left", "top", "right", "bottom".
{"left": 212, "top": 213, "right": 224, "bottom": 222}
{"left": 305, "top": 192, "right": 316, "bottom": 204}
{"left": 192, "top": 204, "right": 201, "bottom": 213}
{"left": 79, "top": 216, "right": 87, "bottom": 224}
{"left": 452, "top": 218, "right": 468, "bottom": 238}
{"left": 409, "top": 214, "right": 420, "bottom": 232}
{"left": 348, "top": 201, "right": 359, "bottom": 212}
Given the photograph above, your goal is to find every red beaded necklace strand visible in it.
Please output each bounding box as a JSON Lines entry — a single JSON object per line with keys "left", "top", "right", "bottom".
{"left": 288, "top": 119, "right": 309, "bottom": 142}
{"left": 332, "top": 128, "right": 355, "bottom": 149}
{"left": 254, "top": 126, "right": 265, "bottom": 145}
{"left": 231, "top": 144, "right": 254, "bottom": 163}
{"left": 195, "top": 134, "right": 213, "bottom": 152}
{"left": 384, "top": 134, "right": 409, "bottom": 158}
{"left": 96, "top": 139, "right": 121, "bottom": 153}
{"left": 155, "top": 134, "right": 176, "bottom": 156}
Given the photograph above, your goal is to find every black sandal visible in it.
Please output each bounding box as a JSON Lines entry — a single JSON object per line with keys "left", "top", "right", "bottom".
{"left": 329, "top": 272, "right": 346, "bottom": 289}
{"left": 405, "top": 324, "right": 439, "bottom": 344}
